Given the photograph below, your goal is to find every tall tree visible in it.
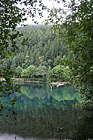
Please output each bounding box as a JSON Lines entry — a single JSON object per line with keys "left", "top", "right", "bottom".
{"left": 0, "top": 0, "right": 45, "bottom": 110}
{"left": 16, "top": 66, "right": 23, "bottom": 78}
{"left": 46, "top": 0, "right": 93, "bottom": 109}
{"left": 0, "top": 0, "right": 23, "bottom": 109}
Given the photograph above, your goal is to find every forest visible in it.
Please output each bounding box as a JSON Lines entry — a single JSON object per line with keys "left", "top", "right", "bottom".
{"left": 0, "top": 0, "right": 93, "bottom": 110}
{"left": 3, "top": 25, "right": 70, "bottom": 82}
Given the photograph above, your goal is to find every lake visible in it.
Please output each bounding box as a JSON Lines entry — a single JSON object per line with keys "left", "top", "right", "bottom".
{"left": 0, "top": 82, "right": 93, "bottom": 140}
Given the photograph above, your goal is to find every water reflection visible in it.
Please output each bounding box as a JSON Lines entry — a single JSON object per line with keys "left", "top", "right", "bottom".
{"left": 0, "top": 83, "right": 93, "bottom": 140}
{"left": 0, "top": 134, "right": 73, "bottom": 140}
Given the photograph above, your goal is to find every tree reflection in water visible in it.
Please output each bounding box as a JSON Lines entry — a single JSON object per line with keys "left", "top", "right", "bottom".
{"left": 0, "top": 83, "right": 93, "bottom": 140}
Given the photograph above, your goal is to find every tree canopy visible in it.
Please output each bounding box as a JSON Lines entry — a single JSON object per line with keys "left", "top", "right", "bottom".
{"left": 0, "top": 0, "right": 93, "bottom": 110}
{"left": 46, "top": 0, "right": 93, "bottom": 109}
{"left": 0, "top": 0, "right": 46, "bottom": 110}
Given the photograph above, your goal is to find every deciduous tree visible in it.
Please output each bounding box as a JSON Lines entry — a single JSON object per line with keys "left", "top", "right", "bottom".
{"left": 47, "top": 0, "right": 93, "bottom": 109}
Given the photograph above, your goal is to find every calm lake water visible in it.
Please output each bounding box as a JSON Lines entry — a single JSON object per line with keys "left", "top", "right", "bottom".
{"left": 0, "top": 82, "right": 93, "bottom": 140}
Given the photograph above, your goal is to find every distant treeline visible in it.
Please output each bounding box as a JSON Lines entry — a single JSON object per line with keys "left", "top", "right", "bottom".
{"left": 3, "top": 25, "right": 70, "bottom": 82}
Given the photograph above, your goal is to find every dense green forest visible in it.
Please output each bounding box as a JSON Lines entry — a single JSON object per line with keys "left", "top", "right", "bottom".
{"left": 0, "top": 0, "right": 92, "bottom": 110}
{"left": 4, "top": 25, "right": 69, "bottom": 82}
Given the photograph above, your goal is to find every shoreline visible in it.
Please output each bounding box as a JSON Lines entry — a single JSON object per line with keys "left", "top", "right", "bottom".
{"left": 0, "top": 78, "right": 69, "bottom": 86}
{"left": 51, "top": 82, "right": 69, "bottom": 86}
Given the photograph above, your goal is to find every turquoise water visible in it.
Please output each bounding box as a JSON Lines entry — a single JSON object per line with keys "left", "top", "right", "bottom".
{"left": 0, "top": 82, "right": 93, "bottom": 140}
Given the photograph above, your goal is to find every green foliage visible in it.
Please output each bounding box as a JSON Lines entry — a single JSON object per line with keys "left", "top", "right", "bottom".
{"left": 0, "top": 0, "right": 25, "bottom": 109}
{"left": 62, "top": 66, "right": 70, "bottom": 81}
{"left": 4, "top": 25, "right": 68, "bottom": 81}
{"left": 16, "top": 66, "right": 23, "bottom": 78}
{"left": 36, "top": 65, "right": 47, "bottom": 77}
{"left": 21, "top": 65, "right": 37, "bottom": 78}
{"left": 54, "top": 56, "right": 62, "bottom": 66}
{"left": 1, "top": 0, "right": 92, "bottom": 110}
{"left": 21, "top": 69, "right": 28, "bottom": 78}
{"left": 51, "top": 65, "right": 64, "bottom": 81}
{"left": 27, "top": 65, "right": 37, "bottom": 78}
{"left": 0, "top": 0, "right": 46, "bottom": 110}
{"left": 50, "top": 65, "right": 70, "bottom": 82}
{"left": 46, "top": 66, "right": 52, "bottom": 83}
{"left": 47, "top": 0, "right": 93, "bottom": 109}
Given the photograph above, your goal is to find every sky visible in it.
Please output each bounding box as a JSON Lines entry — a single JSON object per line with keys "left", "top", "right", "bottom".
{"left": 20, "top": 0, "right": 71, "bottom": 25}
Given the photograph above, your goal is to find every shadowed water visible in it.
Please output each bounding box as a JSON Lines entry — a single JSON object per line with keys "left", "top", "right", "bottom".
{"left": 0, "top": 83, "right": 93, "bottom": 140}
